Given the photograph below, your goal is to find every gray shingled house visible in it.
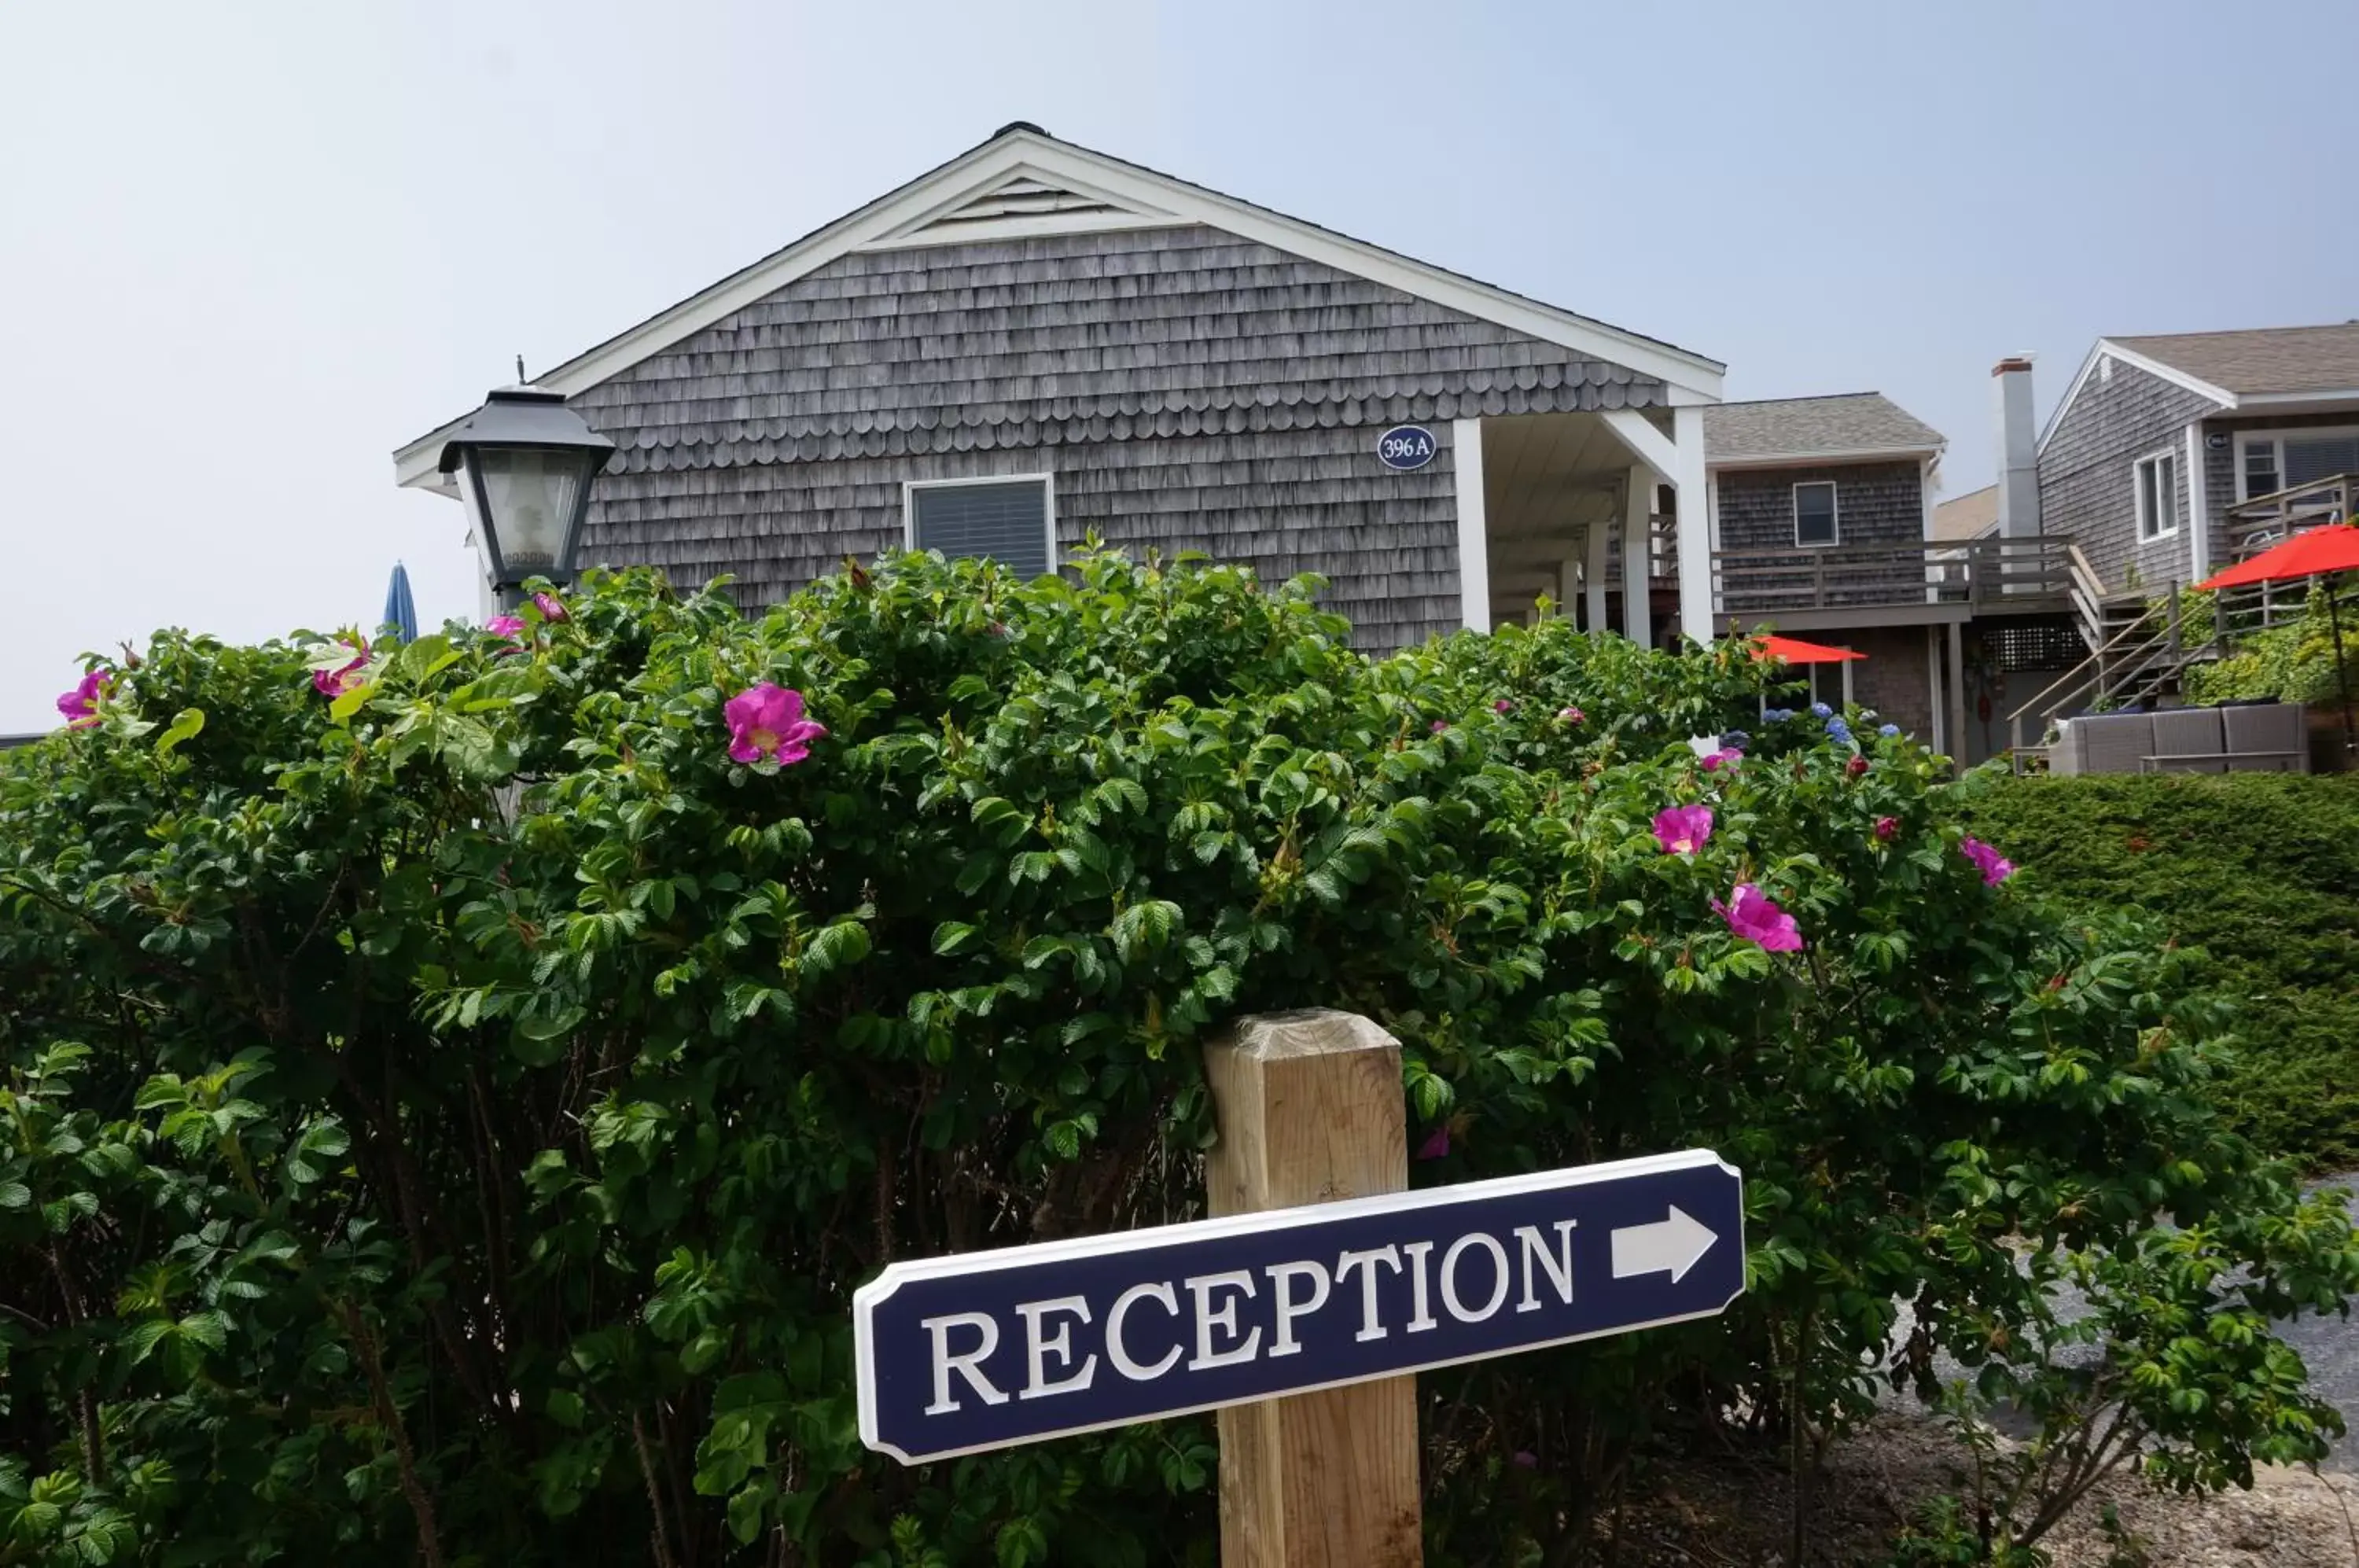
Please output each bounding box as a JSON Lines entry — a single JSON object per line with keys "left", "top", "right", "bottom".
{"left": 396, "top": 123, "right": 1728, "bottom": 650}
{"left": 393, "top": 125, "right": 2059, "bottom": 753}
{"left": 2016, "top": 323, "right": 2359, "bottom": 591}
{"left": 1930, "top": 327, "right": 2359, "bottom": 761}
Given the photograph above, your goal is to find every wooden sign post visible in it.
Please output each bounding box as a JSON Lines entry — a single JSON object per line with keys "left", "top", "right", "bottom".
{"left": 852, "top": 1012, "right": 1745, "bottom": 1567}
{"left": 1205, "top": 1010, "right": 1422, "bottom": 1567}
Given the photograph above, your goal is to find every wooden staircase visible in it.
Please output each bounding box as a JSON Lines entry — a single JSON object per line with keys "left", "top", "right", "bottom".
{"left": 2006, "top": 547, "right": 2220, "bottom": 767}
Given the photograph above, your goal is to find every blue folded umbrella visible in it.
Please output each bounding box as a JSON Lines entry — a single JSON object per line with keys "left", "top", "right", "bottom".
{"left": 382, "top": 562, "right": 420, "bottom": 644}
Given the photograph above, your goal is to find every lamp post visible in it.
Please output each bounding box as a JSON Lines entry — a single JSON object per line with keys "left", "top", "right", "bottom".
{"left": 438, "top": 387, "right": 616, "bottom": 606}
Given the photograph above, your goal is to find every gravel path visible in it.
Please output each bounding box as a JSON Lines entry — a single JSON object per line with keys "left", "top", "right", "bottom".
{"left": 2276, "top": 1174, "right": 2359, "bottom": 1471}
{"left": 1882, "top": 1174, "right": 2359, "bottom": 1469}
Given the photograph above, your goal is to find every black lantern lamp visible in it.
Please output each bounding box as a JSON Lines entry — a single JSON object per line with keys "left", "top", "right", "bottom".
{"left": 438, "top": 387, "right": 616, "bottom": 602}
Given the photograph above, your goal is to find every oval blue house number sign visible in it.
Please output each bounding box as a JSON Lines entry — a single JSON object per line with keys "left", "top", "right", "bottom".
{"left": 1377, "top": 425, "right": 1437, "bottom": 471}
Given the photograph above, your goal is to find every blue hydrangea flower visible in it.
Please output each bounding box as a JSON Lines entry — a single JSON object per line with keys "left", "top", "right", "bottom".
{"left": 1879, "top": 723, "right": 1901, "bottom": 738}
{"left": 1810, "top": 701, "right": 1833, "bottom": 720}
{"left": 1719, "top": 729, "right": 1751, "bottom": 749}
{"left": 1761, "top": 707, "right": 1791, "bottom": 723}
{"left": 1827, "top": 719, "right": 1852, "bottom": 742}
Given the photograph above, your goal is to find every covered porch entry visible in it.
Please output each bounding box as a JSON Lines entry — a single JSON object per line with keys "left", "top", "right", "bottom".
{"left": 1452, "top": 407, "right": 1711, "bottom": 646}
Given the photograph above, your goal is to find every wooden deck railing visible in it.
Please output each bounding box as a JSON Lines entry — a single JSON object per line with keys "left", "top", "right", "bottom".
{"left": 1711, "top": 536, "right": 2074, "bottom": 616}
{"left": 2225, "top": 472, "right": 2356, "bottom": 558}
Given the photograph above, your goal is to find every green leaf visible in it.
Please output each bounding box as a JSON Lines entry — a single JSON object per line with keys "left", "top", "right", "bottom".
{"left": 931, "top": 921, "right": 977, "bottom": 955}
{"left": 803, "top": 919, "right": 871, "bottom": 977}
{"left": 153, "top": 707, "right": 206, "bottom": 760}
{"left": 329, "top": 680, "right": 374, "bottom": 724}
{"left": 392, "top": 633, "right": 456, "bottom": 681}
{"left": 176, "top": 1309, "right": 230, "bottom": 1353}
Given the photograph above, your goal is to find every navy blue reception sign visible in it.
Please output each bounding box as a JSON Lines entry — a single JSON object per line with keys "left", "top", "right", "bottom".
{"left": 855, "top": 1148, "right": 1743, "bottom": 1463}
{"left": 1376, "top": 425, "right": 1438, "bottom": 470}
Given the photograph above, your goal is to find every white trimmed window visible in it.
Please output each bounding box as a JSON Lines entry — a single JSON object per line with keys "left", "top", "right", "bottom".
{"left": 2134, "top": 450, "right": 2177, "bottom": 541}
{"left": 2236, "top": 429, "right": 2359, "bottom": 500}
{"left": 903, "top": 475, "right": 1056, "bottom": 578}
{"left": 1793, "top": 481, "right": 1839, "bottom": 547}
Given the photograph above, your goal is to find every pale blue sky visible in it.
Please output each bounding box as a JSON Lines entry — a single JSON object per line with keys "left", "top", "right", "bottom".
{"left": 3, "top": 0, "right": 2352, "bottom": 731}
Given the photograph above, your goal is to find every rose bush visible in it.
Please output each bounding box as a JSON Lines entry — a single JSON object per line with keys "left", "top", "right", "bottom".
{"left": 2, "top": 550, "right": 2352, "bottom": 1567}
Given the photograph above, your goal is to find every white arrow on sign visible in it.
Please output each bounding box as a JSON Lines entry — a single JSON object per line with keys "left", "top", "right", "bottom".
{"left": 1609, "top": 1205, "right": 1719, "bottom": 1283}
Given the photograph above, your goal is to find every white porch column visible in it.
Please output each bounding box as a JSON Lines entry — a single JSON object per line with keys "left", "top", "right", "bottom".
{"left": 1453, "top": 418, "right": 1490, "bottom": 633}
{"left": 1584, "top": 521, "right": 1610, "bottom": 633}
{"left": 1673, "top": 405, "right": 1713, "bottom": 645}
{"left": 2185, "top": 421, "right": 2211, "bottom": 585}
{"left": 1623, "top": 468, "right": 1653, "bottom": 650}
{"left": 1927, "top": 626, "right": 1948, "bottom": 755}
{"left": 1558, "top": 556, "right": 1580, "bottom": 621}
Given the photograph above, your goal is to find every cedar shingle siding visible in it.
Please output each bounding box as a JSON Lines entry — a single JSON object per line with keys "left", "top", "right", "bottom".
{"left": 2036, "top": 359, "right": 2215, "bottom": 592}
{"left": 1714, "top": 461, "right": 1926, "bottom": 613}
{"left": 566, "top": 225, "right": 1667, "bottom": 648}
{"left": 2204, "top": 409, "right": 2359, "bottom": 556}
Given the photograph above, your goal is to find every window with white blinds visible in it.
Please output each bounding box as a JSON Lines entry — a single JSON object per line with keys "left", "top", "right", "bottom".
{"left": 905, "top": 477, "right": 1054, "bottom": 579}
{"left": 2286, "top": 435, "right": 2359, "bottom": 488}
{"left": 2236, "top": 429, "right": 2359, "bottom": 499}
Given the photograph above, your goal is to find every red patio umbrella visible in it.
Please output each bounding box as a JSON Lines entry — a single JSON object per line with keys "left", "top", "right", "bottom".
{"left": 1749, "top": 633, "right": 1866, "bottom": 665}
{"left": 2193, "top": 523, "right": 2359, "bottom": 751}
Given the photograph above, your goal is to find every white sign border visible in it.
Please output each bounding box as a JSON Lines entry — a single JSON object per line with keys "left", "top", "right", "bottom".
{"left": 854, "top": 1147, "right": 1744, "bottom": 1463}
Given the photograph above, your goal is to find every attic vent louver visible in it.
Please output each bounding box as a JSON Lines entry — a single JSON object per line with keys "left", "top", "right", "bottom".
{"left": 927, "top": 177, "right": 1128, "bottom": 229}
{"left": 859, "top": 164, "right": 1182, "bottom": 252}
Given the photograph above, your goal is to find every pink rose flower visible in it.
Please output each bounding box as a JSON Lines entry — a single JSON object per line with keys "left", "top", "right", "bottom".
{"left": 1493, "top": 698, "right": 1514, "bottom": 715}
{"left": 1652, "top": 803, "right": 1713, "bottom": 856}
{"left": 1711, "top": 882, "right": 1803, "bottom": 952}
{"left": 1430, "top": 719, "right": 1450, "bottom": 734}
{"left": 724, "top": 683, "right": 827, "bottom": 766}
{"left": 1960, "top": 836, "right": 2015, "bottom": 886}
{"left": 1701, "top": 747, "right": 1742, "bottom": 773}
{"left": 532, "top": 591, "right": 568, "bottom": 623}
{"left": 56, "top": 669, "right": 107, "bottom": 728}
{"left": 1874, "top": 815, "right": 1899, "bottom": 842}
{"left": 312, "top": 642, "right": 369, "bottom": 698}
{"left": 486, "top": 614, "right": 527, "bottom": 640}
{"left": 1559, "top": 706, "right": 1584, "bottom": 724}
{"left": 1415, "top": 1126, "right": 1450, "bottom": 1161}
{"left": 1846, "top": 754, "right": 1870, "bottom": 778}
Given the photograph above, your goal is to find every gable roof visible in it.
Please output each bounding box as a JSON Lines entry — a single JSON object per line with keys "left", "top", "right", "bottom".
{"left": 1931, "top": 483, "right": 1998, "bottom": 542}
{"left": 2109, "top": 323, "right": 2359, "bottom": 399}
{"left": 395, "top": 125, "right": 1724, "bottom": 491}
{"left": 2037, "top": 322, "right": 2359, "bottom": 456}
{"left": 1700, "top": 392, "right": 1945, "bottom": 467}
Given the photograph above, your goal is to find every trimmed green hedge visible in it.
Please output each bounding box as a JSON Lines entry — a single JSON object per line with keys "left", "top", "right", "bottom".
{"left": 1963, "top": 772, "right": 2359, "bottom": 1171}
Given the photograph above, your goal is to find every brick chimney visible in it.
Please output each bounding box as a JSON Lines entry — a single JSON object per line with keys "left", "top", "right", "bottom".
{"left": 1993, "top": 356, "right": 2041, "bottom": 538}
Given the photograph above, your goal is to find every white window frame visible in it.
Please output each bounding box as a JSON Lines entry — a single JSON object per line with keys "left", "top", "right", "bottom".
{"left": 2133, "top": 449, "right": 2178, "bottom": 543}
{"left": 2233, "top": 425, "right": 2359, "bottom": 501}
{"left": 1792, "top": 480, "right": 1840, "bottom": 548}
{"left": 901, "top": 473, "right": 1058, "bottom": 572}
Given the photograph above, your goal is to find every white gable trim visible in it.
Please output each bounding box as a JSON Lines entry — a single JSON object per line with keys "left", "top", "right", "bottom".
{"left": 394, "top": 131, "right": 1724, "bottom": 491}
{"left": 2036, "top": 338, "right": 2236, "bottom": 458}
{"left": 1705, "top": 441, "right": 1944, "bottom": 472}
{"left": 859, "top": 163, "right": 1187, "bottom": 250}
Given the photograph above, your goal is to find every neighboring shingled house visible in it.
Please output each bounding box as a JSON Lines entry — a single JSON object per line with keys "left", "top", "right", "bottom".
{"left": 1695, "top": 392, "right": 1955, "bottom": 736}
{"left": 395, "top": 123, "right": 1730, "bottom": 651}
{"left": 1931, "top": 484, "right": 1997, "bottom": 543}
{"left": 2028, "top": 322, "right": 2359, "bottom": 594}
{"left": 393, "top": 126, "right": 2083, "bottom": 760}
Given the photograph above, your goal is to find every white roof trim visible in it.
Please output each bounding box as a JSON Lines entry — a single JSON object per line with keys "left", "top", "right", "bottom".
{"left": 1706, "top": 441, "right": 1944, "bottom": 471}
{"left": 2236, "top": 388, "right": 2359, "bottom": 409}
{"left": 858, "top": 163, "right": 1186, "bottom": 250}
{"left": 393, "top": 131, "right": 1724, "bottom": 491}
{"left": 2036, "top": 338, "right": 2236, "bottom": 457}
